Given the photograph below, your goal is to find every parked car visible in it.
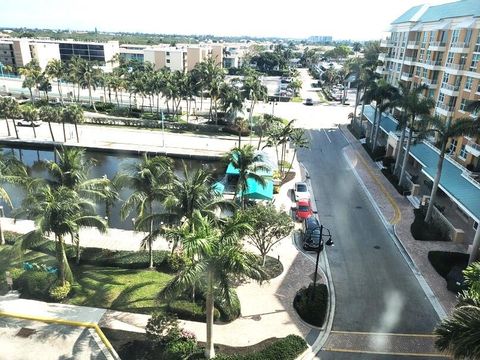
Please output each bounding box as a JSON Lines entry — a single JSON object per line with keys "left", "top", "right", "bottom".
{"left": 305, "top": 98, "right": 314, "bottom": 106}
{"left": 295, "top": 199, "right": 313, "bottom": 221}
{"left": 302, "top": 216, "right": 322, "bottom": 250}
{"left": 293, "top": 182, "right": 310, "bottom": 202}
{"left": 17, "top": 120, "right": 42, "bottom": 127}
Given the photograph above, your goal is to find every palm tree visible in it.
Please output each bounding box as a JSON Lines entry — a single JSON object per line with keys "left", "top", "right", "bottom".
{"left": 68, "top": 56, "right": 84, "bottom": 102}
{"left": 161, "top": 211, "right": 264, "bottom": 359}
{"left": 225, "top": 145, "right": 271, "bottom": 209}
{"left": 38, "top": 106, "right": 61, "bottom": 142}
{"left": 119, "top": 154, "right": 173, "bottom": 268}
{"left": 283, "top": 128, "right": 309, "bottom": 181}
{"left": 220, "top": 82, "right": 244, "bottom": 123}
{"left": 19, "top": 186, "right": 106, "bottom": 285}
{"left": 62, "top": 104, "right": 84, "bottom": 142}
{"left": 434, "top": 303, "right": 480, "bottom": 359}
{"left": 255, "top": 114, "right": 280, "bottom": 150}
{"left": 242, "top": 70, "right": 268, "bottom": 136}
{"left": 78, "top": 60, "right": 103, "bottom": 111}
{"left": 21, "top": 105, "right": 39, "bottom": 138}
{"left": 45, "top": 59, "right": 66, "bottom": 105}
{"left": 19, "top": 59, "right": 42, "bottom": 103}
{"left": 202, "top": 58, "right": 225, "bottom": 124}
{"left": 45, "top": 146, "right": 110, "bottom": 263}
{"left": 0, "top": 96, "right": 19, "bottom": 137}
{"left": 417, "top": 116, "right": 480, "bottom": 223}
{"left": 397, "top": 87, "right": 435, "bottom": 186}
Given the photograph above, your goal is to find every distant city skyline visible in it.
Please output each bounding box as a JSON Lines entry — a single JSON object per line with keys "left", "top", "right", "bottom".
{"left": 0, "top": 0, "right": 456, "bottom": 41}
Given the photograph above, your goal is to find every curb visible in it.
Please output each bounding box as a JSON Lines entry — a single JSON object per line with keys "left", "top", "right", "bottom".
{"left": 0, "top": 311, "right": 120, "bottom": 359}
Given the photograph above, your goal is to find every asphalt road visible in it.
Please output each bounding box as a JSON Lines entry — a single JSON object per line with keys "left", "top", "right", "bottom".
{"left": 298, "top": 128, "right": 442, "bottom": 359}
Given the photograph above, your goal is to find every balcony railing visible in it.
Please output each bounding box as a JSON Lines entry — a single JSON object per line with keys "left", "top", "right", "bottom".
{"left": 429, "top": 41, "right": 446, "bottom": 48}
{"left": 424, "top": 59, "right": 443, "bottom": 66}
{"left": 441, "top": 83, "right": 460, "bottom": 91}
{"left": 450, "top": 42, "right": 470, "bottom": 49}
{"left": 467, "top": 140, "right": 480, "bottom": 152}
{"left": 403, "top": 56, "right": 414, "bottom": 62}
{"left": 401, "top": 72, "right": 413, "bottom": 79}
{"left": 444, "top": 63, "right": 465, "bottom": 70}
{"left": 422, "top": 78, "right": 438, "bottom": 87}
{"left": 407, "top": 41, "right": 419, "bottom": 47}
{"left": 436, "top": 102, "right": 455, "bottom": 112}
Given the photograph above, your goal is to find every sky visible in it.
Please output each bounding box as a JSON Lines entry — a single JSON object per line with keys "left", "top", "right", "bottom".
{"left": 0, "top": 0, "right": 456, "bottom": 41}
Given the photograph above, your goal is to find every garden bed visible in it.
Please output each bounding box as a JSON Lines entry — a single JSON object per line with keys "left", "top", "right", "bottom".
{"left": 411, "top": 207, "right": 449, "bottom": 242}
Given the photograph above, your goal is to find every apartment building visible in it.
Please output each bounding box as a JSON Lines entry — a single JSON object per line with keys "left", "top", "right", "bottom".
{"left": 377, "top": 0, "right": 480, "bottom": 170}
{"left": 144, "top": 46, "right": 187, "bottom": 72}
{"left": 0, "top": 37, "right": 120, "bottom": 71}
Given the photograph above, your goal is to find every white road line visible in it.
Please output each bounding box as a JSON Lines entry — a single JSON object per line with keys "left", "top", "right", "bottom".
{"left": 323, "top": 129, "right": 332, "bottom": 143}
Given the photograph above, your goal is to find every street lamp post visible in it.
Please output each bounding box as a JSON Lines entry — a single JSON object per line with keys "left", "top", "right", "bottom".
{"left": 312, "top": 225, "right": 333, "bottom": 300}
{"left": 161, "top": 109, "right": 165, "bottom": 148}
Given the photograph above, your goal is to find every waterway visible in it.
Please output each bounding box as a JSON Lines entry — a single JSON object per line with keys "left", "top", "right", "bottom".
{"left": 1, "top": 145, "right": 223, "bottom": 230}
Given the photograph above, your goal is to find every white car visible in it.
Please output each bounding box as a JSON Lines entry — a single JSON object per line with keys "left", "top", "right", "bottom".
{"left": 17, "top": 120, "right": 42, "bottom": 127}
{"left": 294, "top": 182, "right": 310, "bottom": 202}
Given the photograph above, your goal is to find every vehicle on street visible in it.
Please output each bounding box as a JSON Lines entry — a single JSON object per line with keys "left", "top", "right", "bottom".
{"left": 293, "top": 182, "right": 310, "bottom": 202}
{"left": 302, "top": 216, "right": 322, "bottom": 250}
{"left": 295, "top": 199, "right": 313, "bottom": 221}
{"left": 17, "top": 120, "right": 42, "bottom": 127}
{"left": 305, "top": 98, "right": 314, "bottom": 106}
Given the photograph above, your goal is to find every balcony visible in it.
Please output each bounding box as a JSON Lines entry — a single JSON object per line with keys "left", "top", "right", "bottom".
{"left": 376, "top": 66, "right": 388, "bottom": 75}
{"left": 418, "top": 59, "right": 443, "bottom": 70}
{"left": 401, "top": 72, "right": 413, "bottom": 81}
{"left": 435, "top": 102, "right": 455, "bottom": 117}
{"left": 422, "top": 78, "right": 438, "bottom": 89}
{"left": 465, "top": 140, "right": 480, "bottom": 157}
{"left": 444, "top": 63, "right": 465, "bottom": 75}
{"left": 407, "top": 41, "right": 420, "bottom": 49}
{"left": 428, "top": 41, "right": 446, "bottom": 51}
{"left": 403, "top": 56, "right": 415, "bottom": 65}
{"left": 440, "top": 82, "right": 460, "bottom": 96}
{"left": 380, "top": 39, "right": 393, "bottom": 48}
{"left": 450, "top": 42, "right": 470, "bottom": 53}
{"left": 378, "top": 53, "right": 387, "bottom": 62}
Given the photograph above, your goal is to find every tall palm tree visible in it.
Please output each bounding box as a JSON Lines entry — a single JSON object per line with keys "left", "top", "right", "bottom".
{"left": 397, "top": 87, "right": 435, "bottom": 186}
{"left": 255, "top": 114, "right": 280, "bottom": 150}
{"left": 417, "top": 116, "right": 480, "bottom": 223}
{"left": 283, "top": 128, "right": 309, "bottom": 181}
{"left": 220, "top": 82, "right": 244, "bottom": 123}
{"left": 242, "top": 70, "right": 267, "bottom": 135}
{"left": 119, "top": 154, "right": 173, "bottom": 268}
{"left": 45, "top": 59, "right": 66, "bottom": 105}
{"left": 19, "top": 59, "right": 42, "bottom": 103}
{"left": 202, "top": 58, "right": 225, "bottom": 124}
{"left": 38, "top": 106, "right": 61, "bottom": 142}
{"left": 68, "top": 56, "right": 84, "bottom": 102}
{"left": 161, "top": 211, "right": 264, "bottom": 359}
{"left": 45, "top": 146, "right": 110, "bottom": 263}
{"left": 226, "top": 145, "right": 271, "bottom": 209}
{"left": 62, "top": 104, "right": 84, "bottom": 143}
{"left": 78, "top": 60, "right": 103, "bottom": 111}
{"left": 19, "top": 186, "right": 106, "bottom": 285}
{"left": 21, "top": 105, "right": 39, "bottom": 139}
{"left": 0, "top": 96, "right": 18, "bottom": 137}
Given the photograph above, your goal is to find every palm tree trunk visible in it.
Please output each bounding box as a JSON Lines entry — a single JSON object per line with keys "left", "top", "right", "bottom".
{"left": 31, "top": 123, "right": 37, "bottom": 138}
{"left": 372, "top": 106, "right": 382, "bottom": 150}
{"left": 359, "top": 99, "right": 366, "bottom": 129}
{"left": 56, "top": 235, "right": 66, "bottom": 286}
{"left": 89, "top": 86, "right": 97, "bottom": 111}
{"left": 0, "top": 217, "right": 4, "bottom": 245}
{"left": 156, "top": 95, "right": 160, "bottom": 114}
{"left": 398, "top": 128, "right": 413, "bottom": 187}
{"left": 28, "top": 88, "right": 34, "bottom": 104}
{"left": 393, "top": 126, "right": 406, "bottom": 175}
{"left": 209, "top": 97, "right": 213, "bottom": 121}
{"left": 48, "top": 121, "right": 55, "bottom": 142}
{"left": 425, "top": 138, "right": 448, "bottom": 222}
{"left": 282, "top": 149, "right": 297, "bottom": 182}
{"left": 257, "top": 131, "right": 263, "bottom": 150}
{"left": 149, "top": 204, "right": 154, "bottom": 269}
{"left": 75, "top": 232, "right": 81, "bottom": 265}
{"left": 77, "top": 84, "right": 81, "bottom": 103}
{"left": 74, "top": 123, "right": 79, "bottom": 143}
{"left": 369, "top": 105, "right": 377, "bottom": 144}
{"left": 62, "top": 121, "right": 67, "bottom": 142}
{"left": 57, "top": 80, "right": 64, "bottom": 105}
{"left": 205, "top": 271, "right": 215, "bottom": 359}
{"left": 12, "top": 120, "right": 19, "bottom": 139}
{"left": 4, "top": 117, "right": 11, "bottom": 137}
{"left": 353, "top": 85, "right": 360, "bottom": 124}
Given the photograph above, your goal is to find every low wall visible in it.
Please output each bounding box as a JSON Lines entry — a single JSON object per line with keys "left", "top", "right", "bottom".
{"left": 432, "top": 206, "right": 465, "bottom": 243}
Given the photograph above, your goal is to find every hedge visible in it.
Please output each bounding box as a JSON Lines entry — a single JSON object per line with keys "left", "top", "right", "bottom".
{"left": 214, "top": 335, "right": 307, "bottom": 360}
{"left": 16, "top": 271, "right": 56, "bottom": 301}
{"left": 294, "top": 283, "right": 328, "bottom": 327}
{"left": 428, "top": 251, "right": 469, "bottom": 279}
{"left": 167, "top": 300, "right": 220, "bottom": 322}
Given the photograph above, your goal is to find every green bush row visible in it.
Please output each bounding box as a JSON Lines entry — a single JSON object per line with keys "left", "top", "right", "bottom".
{"left": 214, "top": 335, "right": 307, "bottom": 360}
{"left": 15, "top": 271, "right": 56, "bottom": 301}
{"left": 167, "top": 300, "right": 220, "bottom": 322}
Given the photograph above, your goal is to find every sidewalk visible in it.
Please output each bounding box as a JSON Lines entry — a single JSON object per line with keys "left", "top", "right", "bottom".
{"left": 339, "top": 125, "right": 467, "bottom": 315}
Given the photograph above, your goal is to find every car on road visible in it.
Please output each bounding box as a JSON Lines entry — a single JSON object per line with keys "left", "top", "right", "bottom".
{"left": 17, "top": 120, "right": 42, "bottom": 127}
{"left": 295, "top": 199, "right": 313, "bottom": 221}
{"left": 293, "top": 182, "right": 310, "bottom": 202}
{"left": 305, "top": 98, "right": 314, "bottom": 106}
{"left": 302, "top": 216, "right": 322, "bottom": 250}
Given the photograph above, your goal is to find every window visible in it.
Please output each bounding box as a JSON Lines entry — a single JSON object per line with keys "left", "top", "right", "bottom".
{"left": 426, "top": 50, "right": 432, "bottom": 61}
{"left": 166, "top": 59, "right": 170, "bottom": 64}
{"left": 442, "top": 72, "right": 449, "bottom": 85}
{"left": 397, "top": 63, "right": 401, "bottom": 72}
{"left": 451, "top": 30, "right": 460, "bottom": 44}
{"left": 449, "top": 139, "right": 458, "bottom": 154}
{"left": 422, "top": 68, "right": 428, "bottom": 78}
{"left": 419, "top": 49, "right": 425, "bottom": 61}
{"left": 166, "top": 52, "right": 170, "bottom": 56}
{"left": 474, "top": 221, "right": 479, "bottom": 231}
{"left": 446, "top": 52, "right": 454, "bottom": 65}
{"left": 428, "top": 89, "right": 435, "bottom": 99}
{"left": 470, "top": 54, "right": 480, "bottom": 71}
{"left": 415, "top": 66, "right": 421, "bottom": 76}
{"left": 465, "top": 77, "right": 473, "bottom": 91}
{"left": 429, "top": 31, "right": 435, "bottom": 42}
{"left": 460, "top": 98, "right": 468, "bottom": 111}
{"left": 438, "top": 92, "right": 445, "bottom": 103}
{"left": 477, "top": 82, "right": 480, "bottom": 93}
{"left": 422, "top": 32, "right": 428, "bottom": 47}
{"left": 438, "top": 30, "right": 446, "bottom": 43}
{"left": 464, "top": 29, "right": 472, "bottom": 46}
{"left": 459, "top": 144, "right": 467, "bottom": 160}
{"left": 475, "top": 33, "right": 480, "bottom": 52}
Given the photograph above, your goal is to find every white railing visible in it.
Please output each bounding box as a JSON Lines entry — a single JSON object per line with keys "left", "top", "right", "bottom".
{"left": 444, "top": 63, "right": 465, "bottom": 70}
{"left": 401, "top": 72, "right": 413, "bottom": 79}
{"left": 424, "top": 59, "right": 443, "bottom": 66}
{"left": 407, "top": 41, "right": 419, "bottom": 47}
{"left": 403, "top": 56, "right": 414, "bottom": 62}
{"left": 451, "top": 42, "right": 469, "bottom": 49}
{"left": 467, "top": 139, "right": 480, "bottom": 152}
{"left": 435, "top": 102, "right": 455, "bottom": 112}
{"left": 429, "top": 41, "right": 446, "bottom": 47}
{"left": 441, "top": 83, "right": 460, "bottom": 91}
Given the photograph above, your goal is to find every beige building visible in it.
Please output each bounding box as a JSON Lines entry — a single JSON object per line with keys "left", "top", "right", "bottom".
{"left": 377, "top": 0, "right": 480, "bottom": 170}
{"left": 144, "top": 46, "right": 187, "bottom": 72}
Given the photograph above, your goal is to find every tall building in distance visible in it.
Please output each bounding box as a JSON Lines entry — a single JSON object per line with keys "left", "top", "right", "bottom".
{"left": 307, "top": 36, "right": 333, "bottom": 44}
{"left": 377, "top": 0, "right": 480, "bottom": 169}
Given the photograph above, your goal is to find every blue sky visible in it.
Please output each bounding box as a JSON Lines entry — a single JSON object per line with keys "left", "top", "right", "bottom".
{"left": 0, "top": 0, "right": 454, "bottom": 40}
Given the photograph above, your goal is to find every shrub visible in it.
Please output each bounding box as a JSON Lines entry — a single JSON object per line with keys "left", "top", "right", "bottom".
{"left": 428, "top": 251, "right": 469, "bottom": 279}
{"left": 16, "top": 271, "right": 56, "bottom": 300}
{"left": 294, "top": 283, "right": 328, "bottom": 327}
{"left": 7, "top": 268, "right": 25, "bottom": 282}
{"left": 165, "top": 252, "right": 187, "bottom": 273}
{"left": 167, "top": 300, "right": 220, "bottom": 322}
{"left": 262, "top": 256, "right": 284, "bottom": 280}
{"left": 214, "top": 335, "right": 307, "bottom": 360}
{"left": 49, "top": 281, "right": 71, "bottom": 301}
{"left": 411, "top": 207, "right": 449, "bottom": 241}
{"left": 164, "top": 338, "right": 199, "bottom": 360}
{"left": 146, "top": 313, "right": 181, "bottom": 344}
{"left": 214, "top": 291, "right": 240, "bottom": 323}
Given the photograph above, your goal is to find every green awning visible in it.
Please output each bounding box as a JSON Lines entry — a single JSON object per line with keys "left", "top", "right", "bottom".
{"left": 241, "top": 178, "right": 273, "bottom": 200}
{"left": 212, "top": 182, "right": 225, "bottom": 195}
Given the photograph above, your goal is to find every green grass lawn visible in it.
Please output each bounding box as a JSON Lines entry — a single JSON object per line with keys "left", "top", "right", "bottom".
{"left": 0, "top": 245, "right": 173, "bottom": 314}
{"left": 68, "top": 265, "right": 173, "bottom": 314}
{"left": 290, "top": 96, "right": 303, "bottom": 103}
{"left": 315, "top": 91, "right": 329, "bottom": 104}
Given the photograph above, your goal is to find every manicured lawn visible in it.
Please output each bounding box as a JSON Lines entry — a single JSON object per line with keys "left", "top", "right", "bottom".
{"left": 68, "top": 265, "right": 173, "bottom": 314}
{"left": 290, "top": 96, "right": 303, "bottom": 103}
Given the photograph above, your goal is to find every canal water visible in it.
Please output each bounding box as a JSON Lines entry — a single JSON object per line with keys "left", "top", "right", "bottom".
{"left": 1, "top": 145, "right": 224, "bottom": 230}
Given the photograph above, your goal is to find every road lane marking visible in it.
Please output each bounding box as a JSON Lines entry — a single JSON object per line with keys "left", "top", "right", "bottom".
{"left": 330, "top": 330, "right": 437, "bottom": 337}
{"left": 323, "top": 348, "right": 449, "bottom": 358}
{"left": 323, "top": 129, "right": 332, "bottom": 143}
